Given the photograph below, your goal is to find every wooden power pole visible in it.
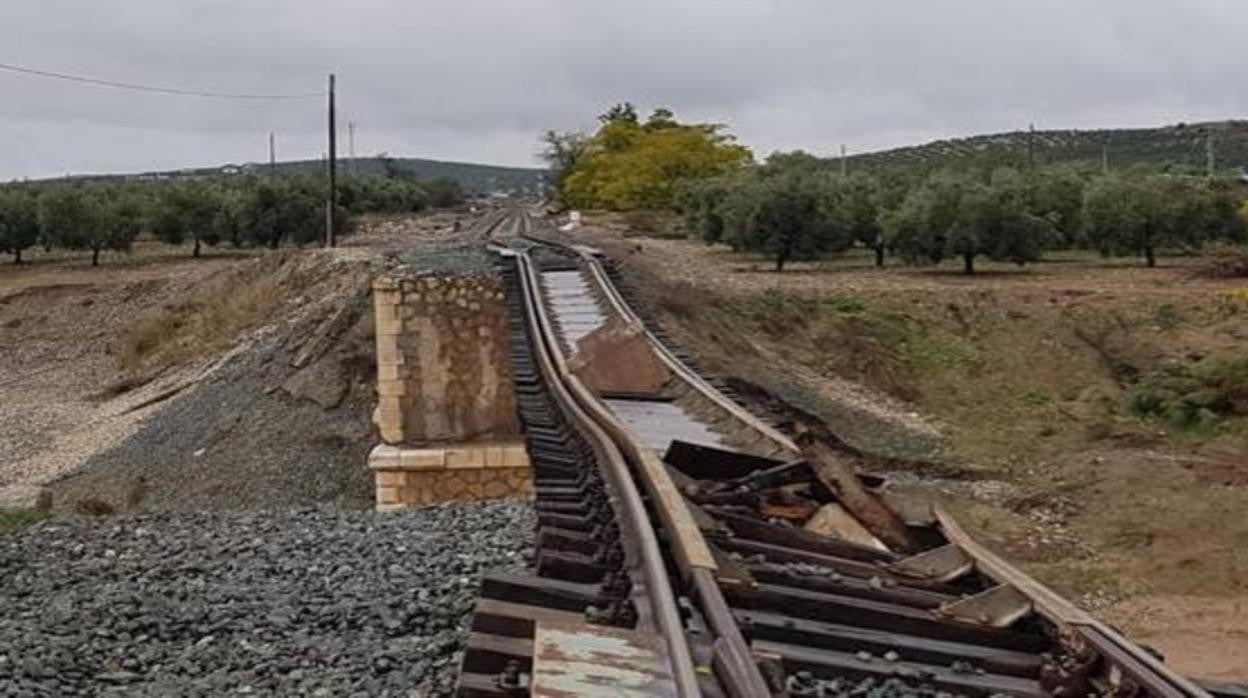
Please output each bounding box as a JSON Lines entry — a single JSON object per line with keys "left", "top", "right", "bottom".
{"left": 269, "top": 132, "right": 276, "bottom": 176}
{"left": 1206, "top": 131, "right": 1215, "bottom": 177}
{"left": 348, "top": 121, "right": 356, "bottom": 176}
{"left": 1027, "top": 123, "right": 1036, "bottom": 171}
{"left": 840, "top": 144, "right": 847, "bottom": 177}
{"left": 326, "top": 73, "right": 337, "bottom": 248}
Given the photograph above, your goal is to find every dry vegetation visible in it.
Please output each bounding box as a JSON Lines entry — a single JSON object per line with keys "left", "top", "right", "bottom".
{"left": 115, "top": 253, "right": 291, "bottom": 374}
{"left": 581, "top": 213, "right": 1248, "bottom": 681}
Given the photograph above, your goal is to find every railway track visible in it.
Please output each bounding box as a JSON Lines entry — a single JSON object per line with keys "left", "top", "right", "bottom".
{"left": 454, "top": 208, "right": 1211, "bottom": 697}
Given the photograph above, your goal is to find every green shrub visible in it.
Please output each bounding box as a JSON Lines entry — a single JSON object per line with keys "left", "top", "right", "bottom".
{"left": 1153, "top": 303, "right": 1182, "bottom": 330}
{"left": 1127, "top": 354, "right": 1248, "bottom": 427}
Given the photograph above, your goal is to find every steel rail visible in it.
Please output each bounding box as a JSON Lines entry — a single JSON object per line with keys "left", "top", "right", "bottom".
{"left": 936, "top": 507, "right": 1208, "bottom": 697}
{"left": 509, "top": 226, "right": 771, "bottom": 696}
{"left": 510, "top": 243, "right": 703, "bottom": 697}
{"left": 504, "top": 208, "right": 1207, "bottom": 697}
{"left": 533, "top": 216, "right": 1207, "bottom": 698}
{"left": 578, "top": 251, "right": 799, "bottom": 454}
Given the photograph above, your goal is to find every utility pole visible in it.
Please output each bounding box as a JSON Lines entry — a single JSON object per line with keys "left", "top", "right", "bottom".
{"left": 1206, "top": 131, "right": 1215, "bottom": 177}
{"left": 269, "top": 132, "right": 276, "bottom": 177}
{"left": 1026, "top": 123, "right": 1035, "bottom": 171}
{"left": 326, "top": 73, "right": 337, "bottom": 248}
{"left": 348, "top": 121, "right": 356, "bottom": 176}
{"left": 840, "top": 144, "right": 847, "bottom": 177}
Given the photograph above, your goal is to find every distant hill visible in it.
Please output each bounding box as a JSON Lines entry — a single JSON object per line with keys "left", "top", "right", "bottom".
{"left": 835, "top": 120, "right": 1248, "bottom": 176}
{"left": 243, "top": 157, "right": 546, "bottom": 193}
{"left": 52, "top": 156, "right": 546, "bottom": 194}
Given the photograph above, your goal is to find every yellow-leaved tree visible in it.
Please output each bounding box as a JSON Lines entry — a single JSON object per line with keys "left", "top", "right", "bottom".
{"left": 553, "top": 104, "right": 752, "bottom": 210}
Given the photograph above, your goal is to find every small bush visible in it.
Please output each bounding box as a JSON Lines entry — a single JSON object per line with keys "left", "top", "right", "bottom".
{"left": 1153, "top": 303, "right": 1181, "bottom": 330}
{"left": 1127, "top": 353, "right": 1248, "bottom": 428}
{"left": 825, "top": 294, "right": 866, "bottom": 314}
{"left": 623, "top": 209, "right": 660, "bottom": 232}
{"left": 1190, "top": 252, "right": 1248, "bottom": 279}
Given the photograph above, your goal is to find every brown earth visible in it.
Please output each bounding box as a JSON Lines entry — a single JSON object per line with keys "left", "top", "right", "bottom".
{"left": 0, "top": 211, "right": 483, "bottom": 511}
{"left": 577, "top": 211, "right": 1248, "bottom": 682}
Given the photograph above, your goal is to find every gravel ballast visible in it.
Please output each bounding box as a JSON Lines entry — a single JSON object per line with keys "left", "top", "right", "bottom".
{"left": 0, "top": 502, "right": 534, "bottom": 697}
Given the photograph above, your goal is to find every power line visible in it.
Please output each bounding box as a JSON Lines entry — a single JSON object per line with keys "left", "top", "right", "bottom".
{"left": 0, "top": 60, "right": 323, "bottom": 100}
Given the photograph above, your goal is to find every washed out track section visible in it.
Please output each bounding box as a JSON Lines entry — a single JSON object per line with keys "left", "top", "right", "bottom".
{"left": 0, "top": 504, "right": 533, "bottom": 697}
{"left": 461, "top": 209, "right": 1210, "bottom": 697}
{"left": 457, "top": 250, "right": 695, "bottom": 696}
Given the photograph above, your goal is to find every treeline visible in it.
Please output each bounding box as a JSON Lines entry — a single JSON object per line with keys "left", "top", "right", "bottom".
{"left": 0, "top": 174, "right": 465, "bottom": 265}
{"left": 676, "top": 154, "right": 1247, "bottom": 273}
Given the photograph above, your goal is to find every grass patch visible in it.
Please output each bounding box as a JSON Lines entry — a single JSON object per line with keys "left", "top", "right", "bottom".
{"left": 824, "top": 293, "right": 867, "bottom": 314}
{"left": 0, "top": 508, "right": 50, "bottom": 535}
{"left": 1023, "top": 388, "right": 1051, "bottom": 406}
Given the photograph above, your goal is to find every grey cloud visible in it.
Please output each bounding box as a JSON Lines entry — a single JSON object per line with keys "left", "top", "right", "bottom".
{"left": 1, "top": 0, "right": 1244, "bottom": 179}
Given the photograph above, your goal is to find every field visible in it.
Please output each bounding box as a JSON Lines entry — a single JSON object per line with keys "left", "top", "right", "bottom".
{"left": 580, "top": 212, "right": 1248, "bottom": 681}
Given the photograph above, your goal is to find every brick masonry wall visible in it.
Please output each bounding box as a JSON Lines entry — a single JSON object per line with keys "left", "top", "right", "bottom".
{"left": 370, "top": 272, "right": 530, "bottom": 511}
{"left": 369, "top": 444, "right": 533, "bottom": 511}
{"left": 373, "top": 274, "right": 519, "bottom": 445}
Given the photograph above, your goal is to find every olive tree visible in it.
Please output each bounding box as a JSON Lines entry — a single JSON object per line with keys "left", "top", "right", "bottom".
{"left": 149, "top": 183, "right": 222, "bottom": 257}
{"left": 837, "top": 175, "right": 887, "bottom": 267}
{"left": 724, "top": 172, "right": 852, "bottom": 271}
{"left": 1081, "top": 175, "right": 1190, "bottom": 267}
{"left": 886, "top": 172, "right": 1051, "bottom": 274}
{"left": 0, "top": 188, "right": 40, "bottom": 264}
{"left": 39, "top": 187, "right": 141, "bottom": 266}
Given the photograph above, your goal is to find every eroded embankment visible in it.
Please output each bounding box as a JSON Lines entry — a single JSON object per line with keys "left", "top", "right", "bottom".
{"left": 584, "top": 223, "right": 1248, "bottom": 680}
{"left": 40, "top": 251, "right": 381, "bottom": 513}
{"left": 2, "top": 211, "right": 502, "bottom": 514}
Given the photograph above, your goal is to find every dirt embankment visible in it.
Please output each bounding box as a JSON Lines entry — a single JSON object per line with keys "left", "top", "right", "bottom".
{"left": 578, "top": 212, "right": 1248, "bottom": 681}
{"left": 0, "top": 211, "right": 486, "bottom": 514}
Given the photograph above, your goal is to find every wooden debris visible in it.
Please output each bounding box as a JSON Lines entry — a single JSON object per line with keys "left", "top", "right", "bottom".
{"left": 793, "top": 423, "right": 918, "bottom": 553}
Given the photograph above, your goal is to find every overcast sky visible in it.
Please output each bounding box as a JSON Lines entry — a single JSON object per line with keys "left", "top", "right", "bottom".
{"left": 1, "top": 0, "right": 1244, "bottom": 179}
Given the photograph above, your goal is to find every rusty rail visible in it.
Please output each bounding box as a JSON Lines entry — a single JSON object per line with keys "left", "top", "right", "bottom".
{"left": 458, "top": 208, "right": 1212, "bottom": 698}
{"left": 509, "top": 244, "right": 702, "bottom": 696}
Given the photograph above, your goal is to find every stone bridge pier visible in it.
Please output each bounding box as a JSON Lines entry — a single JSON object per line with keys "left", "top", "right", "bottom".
{"left": 367, "top": 272, "right": 532, "bottom": 511}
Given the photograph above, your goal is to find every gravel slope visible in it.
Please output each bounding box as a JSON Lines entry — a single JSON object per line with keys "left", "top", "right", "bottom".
{"left": 0, "top": 502, "right": 534, "bottom": 697}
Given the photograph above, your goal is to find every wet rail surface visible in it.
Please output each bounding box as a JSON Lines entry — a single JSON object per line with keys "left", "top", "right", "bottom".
{"left": 455, "top": 208, "right": 1213, "bottom": 698}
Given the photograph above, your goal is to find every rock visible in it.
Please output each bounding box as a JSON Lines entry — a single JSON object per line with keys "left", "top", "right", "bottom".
{"left": 568, "top": 317, "right": 670, "bottom": 396}
{"left": 96, "top": 671, "right": 141, "bottom": 684}
{"left": 280, "top": 355, "right": 349, "bottom": 410}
